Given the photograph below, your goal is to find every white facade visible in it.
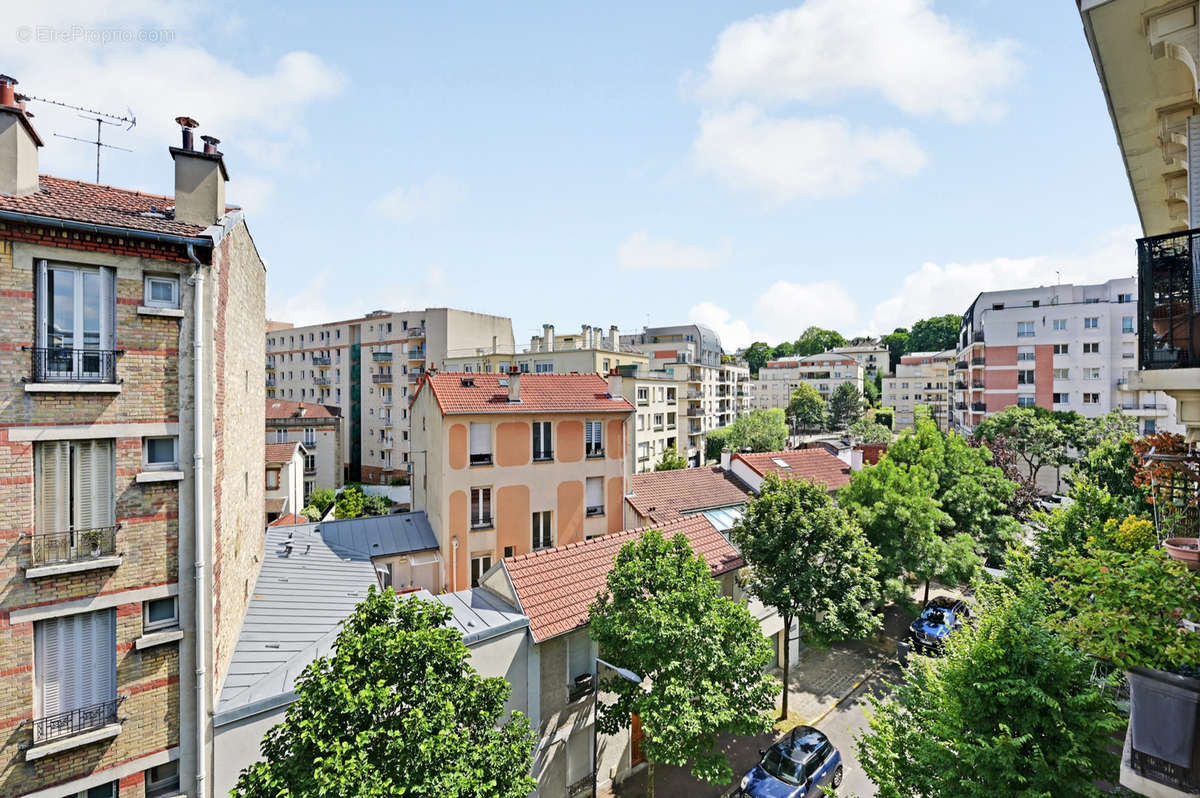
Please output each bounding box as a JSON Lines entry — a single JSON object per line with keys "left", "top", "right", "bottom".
{"left": 882, "top": 349, "right": 955, "bottom": 430}
{"left": 751, "top": 353, "right": 866, "bottom": 413}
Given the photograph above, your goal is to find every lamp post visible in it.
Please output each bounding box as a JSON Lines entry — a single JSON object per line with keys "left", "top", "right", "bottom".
{"left": 593, "top": 657, "right": 642, "bottom": 798}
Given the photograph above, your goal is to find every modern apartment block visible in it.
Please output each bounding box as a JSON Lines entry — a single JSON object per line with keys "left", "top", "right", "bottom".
{"left": 443, "top": 322, "right": 649, "bottom": 376}
{"left": 828, "top": 342, "right": 891, "bottom": 379}
{"left": 265, "top": 398, "right": 344, "bottom": 498}
{"left": 409, "top": 371, "right": 634, "bottom": 592}
{"left": 265, "top": 308, "right": 514, "bottom": 484}
{"left": 619, "top": 366, "right": 687, "bottom": 472}
{"left": 0, "top": 77, "right": 265, "bottom": 798}
{"left": 882, "top": 349, "right": 955, "bottom": 430}
{"left": 750, "top": 352, "right": 866, "bottom": 412}
{"left": 620, "top": 324, "right": 750, "bottom": 464}
{"left": 948, "top": 279, "right": 1181, "bottom": 436}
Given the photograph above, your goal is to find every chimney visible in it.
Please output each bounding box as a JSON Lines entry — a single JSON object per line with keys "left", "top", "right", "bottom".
{"left": 581, "top": 324, "right": 591, "bottom": 350}
{"left": 850, "top": 447, "right": 864, "bottom": 471}
{"left": 543, "top": 324, "right": 554, "bottom": 353}
{"left": 0, "top": 75, "right": 42, "bottom": 197}
{"left": 609, "top": 324, "right": 619, "bottom": 350}
{"left": 720, "top": 448, "right": 731, "bottom": 471}
{"left": 508, "top": 367, "right": 521, "bottom": 402}
{"left": 607, "top": 370, "right": 622, "bottom": 399}
{"left": 170, "top": 116, "right": 229, "bottom": 226}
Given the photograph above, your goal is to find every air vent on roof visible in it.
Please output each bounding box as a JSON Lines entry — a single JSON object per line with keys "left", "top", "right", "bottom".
{"left": 461, "top": 377, "right": 475, "bottom": 387}
{"left": 498, "top": 378, "right": 508, "bottom": 387}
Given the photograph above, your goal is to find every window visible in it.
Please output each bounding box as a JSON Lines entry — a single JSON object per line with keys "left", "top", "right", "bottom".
{"left": 470, "top": 487, "right": 492, "bottom": 528}
{"left": 1083, "top": 342, "right": 1100, "bottom": 354}
{"left": 469, "top": 423, "right": 492, "bottom": 466}
{"left": 74, "top": 782, "right": 118, "bottom": 798}
{"left": 266, "top": 469, "right": 280, "bottom": 490}
{"left": 143, "top": 274, "right": 179, "bottom": 309}
{"left": 653, "top": 413, "right": 664, "bottom": 430}
{"left": 1083, "top": 393, "right": 1100, "bottom": 404}
{"left": 1052, "top": 319, "right": 1067, "bottom": 331}
{"left": 1017, "top": 396, "right": 1036, "bottom": 408}
{"left": 303, "top": 427, "right": 316, "bottom": 446}
{"left": 534, "top": 361, "right": 554, "bottom": 373}
{"left": 636, "top": 387, "right": 649, "bottom": 405}
{"left": 143, "top": 597, "right": 178, "bottom": 632}
{"left": 470, "top": 554, "right": 492, "bottom": 588}
{"left": 1017, "top": 370, "right": 1035, "bottom": 385}
{"left": 274, "top": 429, "right": 287, "bottom": 443}
{"left": 1083, "top": 367, "right": 1101, "bottom": 380}
{"left": 1016, "top": 321, "right": 1034, "bottom": 338}
{"left": 532, "top": 421, "right": 552, "bottom": 461}
{"left": 305, "top": 454, "right": 316, "bottom": 471}
{"left": 1145, "top": 420, "right": 1157, "bottom": 435}
{"left": 143, "top": 436, "right": 178, "bottom": 470}
{"left": 1053, "top": 368, "right": 1070, "bottom": 380}
{"left": 532, "top": 511, "right": 553, "bottom": 550}
{"left": 1122, "top": 316, "right": 1135, "bottom": 334}
{"left": 1017, "top": 349, "right": 1035, "bottom": 361}
{"left": 36, "top": 440, "right": 114, "bottom": 543}
{"left": 585, "top": 421, "right": 603, "bottom": 457}
{"left": 503, "top": 545, "right": 515, "bottom": 558}
{"left": 1084, "top": 317, "right": 1099, "bottom": 329}
{"left": 1053, "top": 343, "right": 1069, "bottom": 355}
{"left": 36, "top": 261, "right": 116, "bottom": 382}
{"left": 1053, "top": 392, "right": 1069, "bottom": 404}
{"left": 586, "top": 477, "right": 604, "bottom": 516}
{"left": 1118, "top": 293, "right": 1133, "bottom": 303}
{"left": 35, "top": 609, "right": 116, "bottom": 741}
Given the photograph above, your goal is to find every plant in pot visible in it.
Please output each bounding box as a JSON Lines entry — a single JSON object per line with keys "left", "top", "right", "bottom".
{"left": 82, "top": 528, "right": 105, "bottom": 558}
{"left": 1133, "top": 434, "right": 1200, "bottom": 569}
{"left": 1054, "top": 545, "right": 1200, "bottom": 791}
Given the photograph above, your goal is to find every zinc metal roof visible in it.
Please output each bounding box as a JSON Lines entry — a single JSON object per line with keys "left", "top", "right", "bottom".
{"left": 417, "top": 588, "right": 528, "bottom": 646}
{"left": 315, "top": 511, "right": 439, "bottom": 557}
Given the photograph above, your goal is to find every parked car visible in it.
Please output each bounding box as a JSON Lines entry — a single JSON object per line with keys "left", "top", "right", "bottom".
{"left": 736, "top": 725, "right": 843, "bottom": 797}
{"left": 908, "top": 596, "right": 970, "bottom": 654}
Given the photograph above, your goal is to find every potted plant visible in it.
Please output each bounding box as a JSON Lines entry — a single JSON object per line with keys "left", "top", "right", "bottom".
{"left": 82, "top": 528, "right": 105, "bottom": 557}
{"left": 1133, "top": 434, "right": 1200, "bottom": 568}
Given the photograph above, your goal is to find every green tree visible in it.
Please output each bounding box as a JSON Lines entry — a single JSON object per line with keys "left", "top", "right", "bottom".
{"left": 654, "top": 446, "right": 688, "bottom": 471}
{"left": 363, "top": 493, "right": 391, "bottom": 516}
{"left": 1031, "top": 478, "right": 1132, "bottom": 578}
{"left": 234, "top": 588, "right": 537, "bottom": 797}
{"left": 858, "top": 582, "right": 1121, "bottom": 798}
{"left": 794, "top": 326, "right": 847, "bottom": 356}
{"left": 974, "top": 406, "right": 1069, "bottom": 491}
{"left": 864, "top": 374, "right": 881, "bottom": 407}
{"left": 827, "top": 382, "right": 864, "bottom": 430}
{"left": 334, "top": 486, "right": 366, "bottom": 519}
{"left": 771, "top": 341, "right": 795, "bottom": 359}
{"left": 589, "top": 530, "right": 778, "bottom": 796}
{"left": 880, "top": 328, "right": 910, "bottom": 373}
{"left": 1072, "top": 434, "right": 1146, "bottom": 508}
{"left": 704, "top": 409, "right": 788, "bottom": 461}
{"left": 743, "top": 341, "right": 772, "bottom": 376}
{"left": 730, "top": 475, "right": 881, "bottom": 719}
{"left": 787, "top": 384, "right": 826, "bottom": 434}
{"left": 908, "top": 314, "right": 961, "bottom": 353}
{"left": 848, "top": 417, "right": 892, "bottom": 444}
{"left": 308, "top": 487, "right": 336, "bottom": 513}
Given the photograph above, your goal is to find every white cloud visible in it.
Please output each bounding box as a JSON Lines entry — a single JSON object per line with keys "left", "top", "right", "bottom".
{"left": 690, "top": 278, "right": 858, "bottom": 350}
{"left": 618, "top": 231, "right": 730, "bottom": 271}
{"left": 372, "top": 175, "right": 467, "bottom": 224}
{"left": 693, "top": 106, "right": 926, "bottom": 202}
{"left": 689, "top": 301, "right": 765, "bottom": 352}
{"left": 269, "top": 265, "right": 452, "bottom": 328}
{"left": 697, "top": 0, "right": 1022, "bottom": 123}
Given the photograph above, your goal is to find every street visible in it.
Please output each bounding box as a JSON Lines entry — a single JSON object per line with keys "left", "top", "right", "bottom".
{"left": 815, "top": 664, "right": 900, "bottom": 798}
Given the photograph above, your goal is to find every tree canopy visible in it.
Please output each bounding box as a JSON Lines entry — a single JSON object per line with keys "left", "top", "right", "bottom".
{"left": 234, "top": 588, "right": 537, "bottom": 797}
{"left": 654, "top": 446, "right": 688, "bottom": 471}
{"left": 848, "top": 417, "right": 893, "bottom": 444}
{"left": 787, "top": 384, "right": 826, "bottom": 434}
{"left": 827, "top": 382, "right": 864, "bottom": 430}
{"left": 908, "top": 314, "right": 961, "bottom": 354}
{"left": 743, "top": 341, "right": 772, "bottom": 376}
{"left": 793, "top": 326, "right": 847, "bottom": 357}
{"left": 730, "top": 475, "right": 880, "bottom": 718}
{"left": 589, "top": 529, "right": 778, "bottom": 795}
{"left": 705, "top": 408, "right": 788, "bottom": 461}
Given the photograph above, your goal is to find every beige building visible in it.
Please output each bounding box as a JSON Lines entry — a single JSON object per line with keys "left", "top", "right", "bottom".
{"left": 264, "top": 441, "right": 306, "bottom": 525}
{"left": 751, "top": 353, "right": 866, "bottom": 412}
{"left": 410, "top": 371, "right": 635, "bottom": 592}
{"left": 620, "top": 367, "right": 688, "bottom": 472}
{"left": 883, "top": 349, "right": 955, "bottom": 430}
{"left": 0, "top": 76, "right": 266, "bottom": 798}
{"left": 444, "top": 322, "right": 650, "bottom": 376}
{"left": 266, "top": 398, "right": 344, "bottom": 498}
{"left": 266, "top": 308, "right": 514, "bottom": 484}
{"left": 829, "top": 342, "right": 891, "bottom": 378}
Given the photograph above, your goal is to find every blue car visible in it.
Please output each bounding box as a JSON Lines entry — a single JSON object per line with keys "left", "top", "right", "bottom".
{"left": 736, "top": 725, "right": 843, "bottom": 797}
{"left": 908, "top": 596, "right": 970, "bottom": 654}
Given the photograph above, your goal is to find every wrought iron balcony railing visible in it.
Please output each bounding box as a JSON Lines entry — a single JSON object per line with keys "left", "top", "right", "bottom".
{"left": 373, "top": 373, "right": 393, "bottom": 384}
{"left": 311, "top": 355, "right": 331, "bottom": 366}
{"left": 33, "top": 697, "right": 123, "bottom": 743}
{"left": 29, "top": 526, "right": 119, "bottom": 566}
{"left": 406, "top": 326, "right": 426, "bottom": 338}
{"left": 971, "top": 402, "right": 987, "bottom": 412}
{"left": 27, "top": 347, "right": 120, "bottom": 384}
{"left": 372, "top": 351, "right": 392, "bottom": 362}
{"left": 955, "top": 360, "right": 968, "bottom": 370}
{"left": 1139, "top": 227, "right": 1200, "bottom": 369}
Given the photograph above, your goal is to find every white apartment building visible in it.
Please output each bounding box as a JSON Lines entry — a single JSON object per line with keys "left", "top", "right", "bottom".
{"left": 882, "top": 349, "right": 955, "bottom": 430}
{"left": 621, "top": 369, "right": 687, "bottom": 473}
{"left": 829, "top": 342, "right": 891, "bottom": 379}
{"left": 266, "top": 308, "right": 514, "bottom": 484}
{"left": 948, "top": 278, "right": 1181, "bottom": 436}
{"left": 750, "top": 353, "right": 866, "bottom": 413}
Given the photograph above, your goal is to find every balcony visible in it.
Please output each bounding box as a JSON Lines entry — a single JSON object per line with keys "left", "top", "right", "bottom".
{"left": 1138, "top": 228, "right": 1200, "bottom": 369}
{"left": 27, "top": 347, "right": 119, "bottom": 384}
{"left": 971, "top": 357, "right": 986, "bottom": 366}
{"left": 409, "top": 371, "right": 423, "bottom": 383}
{"left": 408, "top": 348, "right": 426, "bottom": 360}
{"left": 687, "top": 390, "right": 703, "bottom": 400}
{"left": 372, "top": 351, "right": 393, "bottom": 362}
{"left": 266, "top": 360, "right": 276, "bottom": 371}
{"left": 973, "top": 330, "right": 985, "bottom": 343}
{"left": 265, "top": 377, "right": 276, "bottom": 387}
{"left": 955, "top": 381, "right": 967, "bottom": 390}
{"left": 373, "top": 373, "right": 393, "bottom": 384}
{"left": 32, "top": 697, "right": 122, "bottom": 745}
{"left": 955, "top": 360, "right": 968, "bottom": 370}
{"left": 302, "top": 439, "right": 317, "bottom": 450}
{"left": 687, "top": 407, "right": 703, "bottom": 417}
{"left": 955, "top": 402, "right": 968, "bottom": 410}
{"left": 29, "top": 526, "right": 119, "bottom": 568}
{"left": 314, "top": 376, "right": 331, "bottom": 386}
{"left": 407, "top": 326, "right": 426, "bottom": 339}
{"left": 312, "top": 355, "right": 331, "bottom": 366}
{"left": 971, "top": 402, "right": 987, "bottom": 412}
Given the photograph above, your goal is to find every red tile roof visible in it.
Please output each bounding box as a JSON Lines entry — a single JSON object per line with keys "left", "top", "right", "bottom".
{"left": 502, "top": 514, "right": 743, "bottom": 643}
{"left": 268, "top": 513, "right": 306, "bottom": 527}
{"left": 265, "top": 442, "right": 303, "bottom": 464}
{"left": 416, "top": 372, "right": 635, "bottom": 415}
{"left": 265, "top": 398, "right": 340, "bottom": 421}
{"left": 626, "top": 467, "right": 752, "bottom": 525}
{"left": 0, "top": 174, "right": 214, "bottom": 237}
{"left": 733, "top": 449, "right": 852, "bottom": 490}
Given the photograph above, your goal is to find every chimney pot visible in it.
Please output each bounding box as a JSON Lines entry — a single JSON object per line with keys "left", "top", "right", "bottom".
{"left": 201, "top": 134, "right": 220, "bottom": 155}
{"left": 0, "top": 75, "right": 17, "bottom": 109}
{"left": 174, "top": 116, "right": 198, "bottom": 150}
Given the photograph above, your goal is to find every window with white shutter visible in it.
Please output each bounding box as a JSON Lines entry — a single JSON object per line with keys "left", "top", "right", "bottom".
{"left": 34, "top": 440, "right": 115, "bottom": 564}
{"left": 469, "top": 423, "right": 492, "bottom": 465}
{"left": 585, "top": 477, "right": 604, "bottom": 516}
{"left": 34, "top": 609, "right": 117, "bottom": 740}
{"left": 585, "top": 420, "right": 603, "bottom": 457}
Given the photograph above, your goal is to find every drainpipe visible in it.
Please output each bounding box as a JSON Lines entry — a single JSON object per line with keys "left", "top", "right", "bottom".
{"left": 186, "top": 242, "right": 208, "bottom": 798}
{"left": 452, "top": 536, "right": 459, "bottom": 592}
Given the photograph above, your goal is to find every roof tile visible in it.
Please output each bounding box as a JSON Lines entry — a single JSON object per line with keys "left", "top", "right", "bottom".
{"left": 626, "top": 467, "right": 751, "bottom": 525}
{"left": 418, "top": 372, "right": 635, "bottom": 415}
{"left": 0, "top": 175, "right": 214, "bottom": 236}
{"left": 733, "top": 449, "right": 852, "bottom": 490}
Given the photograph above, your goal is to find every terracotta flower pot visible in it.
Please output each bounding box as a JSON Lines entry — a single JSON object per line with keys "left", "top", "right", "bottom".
{"left": 1164, "top": 538, "right": 1200, "bottom": 570}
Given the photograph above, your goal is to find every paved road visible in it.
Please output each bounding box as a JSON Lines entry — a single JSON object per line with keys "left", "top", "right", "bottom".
{"left": 814, "top": 664, "right": 900, "bottom": 798}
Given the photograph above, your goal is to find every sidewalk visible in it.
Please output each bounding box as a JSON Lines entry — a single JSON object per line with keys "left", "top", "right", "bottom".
{"left": 603, "top": 641, "right": 890, "bottom": 798}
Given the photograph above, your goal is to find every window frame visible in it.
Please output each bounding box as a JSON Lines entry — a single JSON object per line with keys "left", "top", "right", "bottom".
{"left": 532, "top": 510, "right": 553, "bottom": 550}
{"left": 143, "top": 596, "right": 179, "bottom": 633}
{"left": 532, "top": 421, "right": 553, "bottom": 462}
{"left": 470, "top": 486, "right": 493, "bottom": 529}
{"left": 143, "top": 273, "right": 180, "bottom": 309}
{"left": 585, "top": 476, "right": 604, "bottom": 517}
{"left": 142, "top": 436, "right": 179, "bottom": 471}
{"left": 470, "top": 553, "right": 493, "bottom": 588}
{"left": 469, "top": 422, "right": 493, "bottom": 466}
{"left": 584, "top": 420, "right": 604, "bottom": 458}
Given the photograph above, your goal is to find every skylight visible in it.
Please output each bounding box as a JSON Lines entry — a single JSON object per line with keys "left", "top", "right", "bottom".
{"left": 771, "top": 458, "right": 791, "bottom": 469}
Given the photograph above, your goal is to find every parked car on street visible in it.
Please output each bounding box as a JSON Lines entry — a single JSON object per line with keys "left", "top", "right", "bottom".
{"left": 736, "top": 725, "right": 843, "bottom": 797}
{"left": 908, "top": 595, "right": 970, "bottom": 654}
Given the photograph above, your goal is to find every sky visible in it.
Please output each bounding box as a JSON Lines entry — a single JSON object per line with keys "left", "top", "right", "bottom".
{"left": 3, "top": 0, "right": 1142, "bottom": 351}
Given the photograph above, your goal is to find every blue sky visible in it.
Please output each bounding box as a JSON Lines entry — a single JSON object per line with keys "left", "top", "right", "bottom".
{"left": 7, "top": 0, "right": 1140, "bottom": 350}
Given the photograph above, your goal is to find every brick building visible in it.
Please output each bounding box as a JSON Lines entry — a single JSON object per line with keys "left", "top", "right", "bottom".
{"left": 0, "top": 78, "right": 265, "bottom": 797}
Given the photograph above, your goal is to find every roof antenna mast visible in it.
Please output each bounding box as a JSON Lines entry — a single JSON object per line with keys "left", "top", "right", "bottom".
{"left": 22, "top": 92, "right": 136, "bottom": 183}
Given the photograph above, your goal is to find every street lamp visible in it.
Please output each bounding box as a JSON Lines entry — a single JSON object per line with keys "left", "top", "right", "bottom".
{"left": 593, "top": 657, "right": 643, "bottom": 798}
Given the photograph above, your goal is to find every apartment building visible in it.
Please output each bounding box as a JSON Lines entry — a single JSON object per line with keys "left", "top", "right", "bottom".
{"left": 409, "top": 371, "right": 634, "bottom": 592}
{"left": 620, "top": 324, "right": 749, "bottom": 464}
{"left": 947, "top": 279, "right": 1181, "bottom": 436}
{"left": 619, "top": 366, "right": 687, "bottom": 472}
{"left": 266, "top": 398, "right": 344, "bottom": 498}
{"left": 0, "top": 78, "right": 265, "bottom": 798}
{"left": 265, "top": 308, "right": 514, "bottom": 484}
{"left": 443, "top": 322, "right": 649, "bottom": 376}
{"left": 829, "top": 342, "right": 891, "bottom": 379}
{"left": 751, "top": 353, "right": 866, "bottom": 412}
{"left": 882, "top": 349, "right": 955, "bottom": 430}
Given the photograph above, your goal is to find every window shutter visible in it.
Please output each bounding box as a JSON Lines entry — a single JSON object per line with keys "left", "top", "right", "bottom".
{"left": 469, "top": 423, "right": 490, "bottom": 455}
{"left": 76, "top": 441, "right": 114, "bottom": 529}
{"left": 586, "top": 477, "right": 603, "bottom": 508}
{"left": 100, "top": 267, "right": 115, "bottom": 353}
{"left": 36, "top": 441, "right": 70, "bottom": 534}
{"left": 36, "top": 618, "right": 62, "bottom": 719}
{"left": 35, "top": 259, "right": 48, "bottom": 349}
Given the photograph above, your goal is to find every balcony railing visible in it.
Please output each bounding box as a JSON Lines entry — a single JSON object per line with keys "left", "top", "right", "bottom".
{"left": 971, "top": 357, "right": 986, "bottom": 366}
{"left": 407, "top": 326, "right": 426, "bottom": 338}
{"left": 372, "top": 351, "right": 393, "bottom": 362}
{"left": 687, "top": 407, "right": 703, "bottom": 417}
{"left": 302, "top": 439, "right": 317, "bottom": 450}
{"left": 27, "top": 347, "right": 119, "bottom": 384}
{"left": 33, "top": 697, "right": 122, "bottom": 744}
{"left": 971, "top": 402, "right": 987, "bottom": 412}
{"left": 973, "top": 330, "right": 985, "bottom": 343}
{"left": 265, "top": 377, "right": 276, "bottom": 387}
{"left": 314, "top": 377, "right": 331, "bottom": 386}
{"left": 311, "top": 355, "right": 331, "bottom": 366}
{"left": 955, "top": 360, "right": 968, "bottom": 370}
{"left": 30, "top": 526, "right": 119, "bottom": 566}
{"left": 1139, "top": 227, "right": 1200, "bottom": 369}
{"left": 265, "top": 360, "right": 276, "bottom": 371}
{"left": 409, "top": 371, "right": 423, "bottom": 383}
{"left": 373, "top": 373, "right": 393, "bottom": 384}
{"left": 408, "top": 348, "right": 426, "bottom": 360}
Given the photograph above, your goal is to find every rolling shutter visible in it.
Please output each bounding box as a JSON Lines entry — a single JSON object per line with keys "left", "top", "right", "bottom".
{"left": 586, "top": 477, "right": 603, "bottom": 510}
{"left": 75, "top": 440, "right": 114, "bottom": 529}
{"left": 36, "top": 609, "right": 116, "bottom": 726}
{"left": 469, "top": 423, "right": 490, "bottom": 455}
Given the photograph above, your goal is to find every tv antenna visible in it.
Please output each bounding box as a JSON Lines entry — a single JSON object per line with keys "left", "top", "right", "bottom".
{"left": 23, "top": 93, "right": 136, "bottom": 183}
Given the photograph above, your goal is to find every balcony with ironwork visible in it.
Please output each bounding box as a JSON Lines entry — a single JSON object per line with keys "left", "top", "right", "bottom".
{"left": 265, "top": 376, "right": 276, "bottom": 387}
{"left": 408, "top": 348, "right": 426, "bottom": 360}
{"left": 971, "top": 357, "right": 986, "bottom": 366}
{"left": 266, "top": 360, "right": 276, "bottom": 371}
{"left": 406, "top": 326, "right": 426, "bottom": 339}
{"left": 311, "top": 355, "right": 331, "bottom": 366}
{"left": 955, "top": 360, "right": 968, "bottom": 370}
{"left": 973, "top": 330, "right": 985, "bottom": 343}
{"left": 29, "top": 696, "right": 124, "bottom": 750}
{"left": 373, "top": 373, "right": 393, "bottom": 384}
{"left": 314, "top": 376, "right": 331, "bottom": 386}
{"left": 1138, "top": 228, "right": 1200, "bottom": 371}
{"left": 687, "top": 407, "right": 703, "bottom": 417}
{"left": 302, "top": 438, "right": 317, "bottom": 450}
{"left": 26, "top": 347, "right": 120, "bottom": 385}
{"left": 971, "top": 401, "right": 987, "bottom": 412}
{"left": 373, "top": 350, "right": 393, "bottom": 362}
{"left": 25, "top": 526, "right": 120, "bottom": 578}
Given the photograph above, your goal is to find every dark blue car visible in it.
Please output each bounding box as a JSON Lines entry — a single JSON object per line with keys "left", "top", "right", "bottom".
{"left": 736, "top": 725, "right": 843, "bottom": 797}
{"left": 908, "top": 596, "right": 970, "bottom": 654}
